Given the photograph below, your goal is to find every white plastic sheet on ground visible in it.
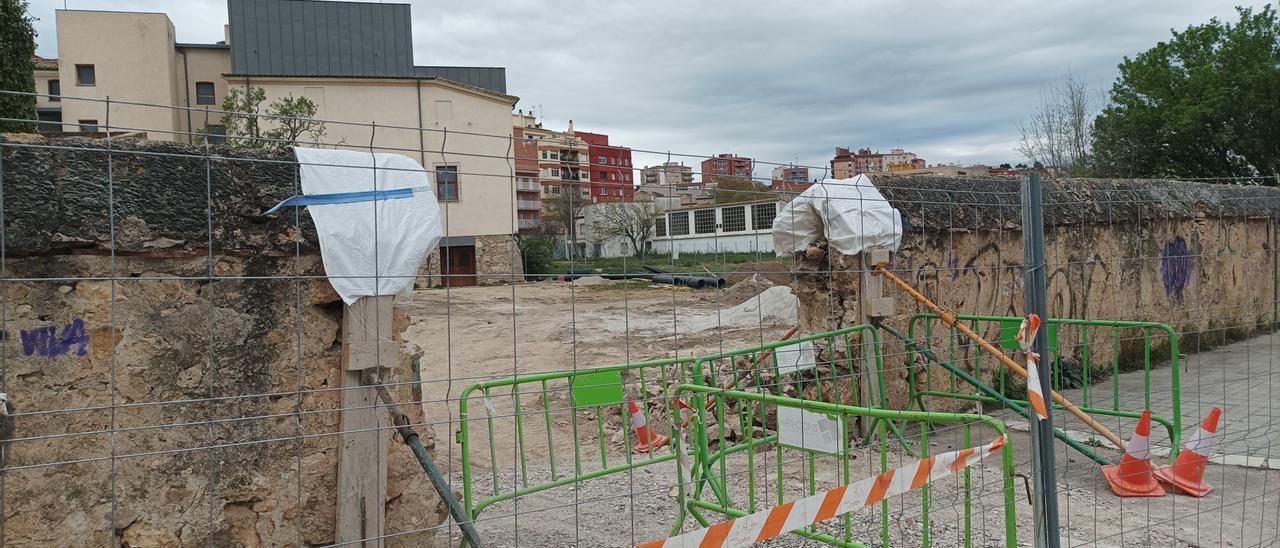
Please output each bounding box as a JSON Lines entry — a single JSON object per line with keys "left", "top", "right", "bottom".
{"left": 294, "top": 147, "right": 444, "bottom": 304}
{"left": 772, "top": 174, "right": 903, "bottom": 257}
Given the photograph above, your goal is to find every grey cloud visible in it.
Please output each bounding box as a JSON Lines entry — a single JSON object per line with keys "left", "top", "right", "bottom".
{"left": 32, "top": 0, "right": 1252, "bottom": 172}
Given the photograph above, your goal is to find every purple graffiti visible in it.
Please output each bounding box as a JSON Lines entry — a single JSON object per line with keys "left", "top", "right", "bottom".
{"left": 20, "top": 319, "right": 90, "bottom": 358}
{"left": 947, "top": 251, "right": 960, "bottom": 282}
{"left": 1160, "top": 237, "right": 1192, "bottom": 303}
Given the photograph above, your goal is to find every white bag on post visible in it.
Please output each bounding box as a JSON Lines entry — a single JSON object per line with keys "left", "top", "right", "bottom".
{"left": 294, "top": 147, "right": 444, "bottom": 304}
{"left": 772, "top": 174, "right": 903, "bottom": 256}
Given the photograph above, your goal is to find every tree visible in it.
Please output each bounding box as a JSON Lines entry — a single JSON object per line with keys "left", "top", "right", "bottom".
{"left": 1016, "top": 72, "right": 1095, "bottom": 175}
{"left": 713, "top": 176, "right": 771, "bottom": 203}
{"left": 541, "top": 190, "right": 585, "bottom": 259}
{"left": 1092, "top": 6, "right": 1280, "bottom": 180}
{"left": 0, "top": 0, "right": 37, "bottom": 133}
{"left": 221, "top": 87, "right": 326, "bottom": 149}
{"left": 595, "top": 200, "right": 658, "bottom": 258}
{"left": 266, "top": 94, "right": 326, "bottom": 147}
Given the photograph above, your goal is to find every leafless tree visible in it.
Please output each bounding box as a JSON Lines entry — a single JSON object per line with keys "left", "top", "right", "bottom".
{"left": 1016, "top": 73, "right": 1095, "bottom": 175}
{"left": 542, "top": 191, "right": 584, "bottom": 259}
{"left": 595, "top": 200, "right": 658, "bottom": 258}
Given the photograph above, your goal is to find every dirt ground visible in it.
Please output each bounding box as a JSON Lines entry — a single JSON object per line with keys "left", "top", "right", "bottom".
{"left": 399, "top": 281, "right": 1279, "bottom": 547}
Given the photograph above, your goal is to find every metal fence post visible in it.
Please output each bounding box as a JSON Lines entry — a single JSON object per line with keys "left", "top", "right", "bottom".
{"left": 1022, "top": 172, "right": 1061, "bottom": 547}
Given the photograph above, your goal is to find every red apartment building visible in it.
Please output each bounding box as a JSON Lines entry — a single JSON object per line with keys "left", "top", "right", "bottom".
{"left": 701, "top": 153, "right": 754, "bottom": 185}
{"left": 576, "top": 131, "right": 635, "bottom": 202}
{"left": 513, "top": 125, "right": 542, "bottom": 231}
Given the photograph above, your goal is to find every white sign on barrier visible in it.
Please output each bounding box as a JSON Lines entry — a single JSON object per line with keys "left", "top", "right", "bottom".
{"left": 777, "top": 405, "right": 844, "bottom": 455}
{"left": 774, "top": 340, "right": 817, "bottom": 375}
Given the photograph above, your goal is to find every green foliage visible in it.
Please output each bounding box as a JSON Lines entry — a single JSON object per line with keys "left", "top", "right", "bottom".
{"left": 221, "top": 87, "right": 267, "bottom": 147}
{"left": 0, "top": 0, "right": 37, "bottom": 133}
{"left": 518, "top": 234, "right": 555, "bottom": 279}
{"left": 1092, "top": 6, "right": 1280, "bottom": 179}
{"left": 713, "top": 176, "right": 772, "bottom": 203}
{"left": 221, "top": 87, "right": 326, "bottom": 149}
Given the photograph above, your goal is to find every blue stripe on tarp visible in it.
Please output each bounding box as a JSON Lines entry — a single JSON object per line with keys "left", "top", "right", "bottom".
{"left": 262, "top": 187, "right": 423, "bottom": 216}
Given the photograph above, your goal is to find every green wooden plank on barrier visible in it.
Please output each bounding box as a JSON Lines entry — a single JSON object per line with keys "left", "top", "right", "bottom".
{"left": 999, "top": 320, "right": 1021, "bottom": 350}
{"left": 570, "top": 369, "right": 625, "bottom": 408}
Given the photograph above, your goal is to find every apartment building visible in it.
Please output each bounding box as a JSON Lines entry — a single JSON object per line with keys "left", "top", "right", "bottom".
{"left": 37, "top": 0, "right": 522, "bottom": 287}
{"left": 514, "top": 113, "right": 592, "bottom": 208}
{"left": 832, "top": 147, "right": 926, "bottom": 178}
{"left": 700, "top": 153, "right": 754, "bottom": 185}
{"left": 513, "top": 124, "right": 542, "bottom": 231}
{"left": 770, "top": 165, "right": 811, "bottom": 193}
{"left": 641, "top": 162, "right": 695, "bottom": 186}
{"left": 575, "top": 131, "right": 634, "bottom": 202}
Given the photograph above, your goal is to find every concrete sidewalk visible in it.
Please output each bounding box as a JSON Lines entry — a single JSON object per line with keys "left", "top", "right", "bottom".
{"left": 1042, "top": 330, "right": 1280, "bottom": 468}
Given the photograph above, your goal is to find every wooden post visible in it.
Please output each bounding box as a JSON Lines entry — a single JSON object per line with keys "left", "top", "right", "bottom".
{"left": 337, "top": 295, "right": 396, "bottom": 546}
{"left": 857, "top": 248, "right": 894, "bottom": 437}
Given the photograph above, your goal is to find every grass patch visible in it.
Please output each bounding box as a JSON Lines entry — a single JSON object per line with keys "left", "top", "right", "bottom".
{"left": 555, "top": 251, "right": 783, "bottom": 276}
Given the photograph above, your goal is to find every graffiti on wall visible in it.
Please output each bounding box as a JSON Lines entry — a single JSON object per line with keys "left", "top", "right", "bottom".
{"left": 19, "top": 319, "right": 90, "bottom": 358}
{"left": 1160, "top": 236, "right": 1193, "bottom": 303}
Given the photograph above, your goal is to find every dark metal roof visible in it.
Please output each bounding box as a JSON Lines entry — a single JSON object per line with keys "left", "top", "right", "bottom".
{"left": 414, "top": 66, "right": 507, "bottom": 94}
{"left": 227, "top": 0, "right": 415, "bottom": 77}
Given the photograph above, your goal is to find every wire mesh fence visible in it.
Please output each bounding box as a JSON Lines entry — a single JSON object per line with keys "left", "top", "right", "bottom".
{"left": 1, "top": 90, "right": 1279, "bottom": 546}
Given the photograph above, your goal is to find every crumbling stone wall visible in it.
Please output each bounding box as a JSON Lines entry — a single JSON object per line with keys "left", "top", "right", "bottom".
{"left": 1, "top": 136, "right": 446, "bottom": 546}
{"left": 794, "top": 176, "right": 1280, "bottom": 412}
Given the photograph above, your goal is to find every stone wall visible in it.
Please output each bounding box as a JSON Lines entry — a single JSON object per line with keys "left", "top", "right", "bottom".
{"left": 0, "top": 136, "right": 446, "bottom": 546}
{"left": 794, "top": 176, "right": 1280, "bottom": 412}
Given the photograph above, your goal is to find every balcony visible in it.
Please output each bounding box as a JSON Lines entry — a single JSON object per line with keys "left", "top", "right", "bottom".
{"left": 517, "top": 199, "right": 541, "bottom": 211}
{"left": 518, "top": 218, "right": 540, "bottom": 230}
{"left": 516, "top": 179, "right": 540, "bottom": 192}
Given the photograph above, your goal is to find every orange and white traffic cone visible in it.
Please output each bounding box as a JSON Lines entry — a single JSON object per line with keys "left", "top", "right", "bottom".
{"left": 628, "top": 400, "right": 668, "bottom": 454}
{"left": 1154, "top": 407, "right": 1222, "bottom": 497}
{"left": 1101, "top": 409, "right": 1165, "bottom": 497}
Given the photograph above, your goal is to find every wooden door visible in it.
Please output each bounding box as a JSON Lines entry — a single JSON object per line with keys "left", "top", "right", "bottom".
{"left": 441, "top": 245, "right": 477, "bottom": 287}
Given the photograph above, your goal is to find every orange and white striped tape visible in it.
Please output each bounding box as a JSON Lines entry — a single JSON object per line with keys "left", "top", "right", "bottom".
{"left": 1016, "top": 314, "right": 1048, "bottom": 420}
{"left": 637, "top": 435, "right": 1006, "bottom": 548}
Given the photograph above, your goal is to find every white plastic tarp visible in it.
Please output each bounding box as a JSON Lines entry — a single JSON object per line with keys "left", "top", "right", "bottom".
{"left": 772, "top": 174, "right": 903, "bottom": 257}
{"left": 294, "top": 147, "right": 444, "bottom": 304}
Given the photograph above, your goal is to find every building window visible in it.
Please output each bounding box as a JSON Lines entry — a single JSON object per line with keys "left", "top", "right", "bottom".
{"left": 436, "top": 165, "right": 460, "bottom": 202}
{"left": 202, "top": 124, "right": 226, "bottom": 145}
{"left": 545, "top": 185, "right": 560, "bottom": 196}
{"left": 751, "top": 202, "right": 777, "bottom": 230}
{"left": 195, "top": 82, "right": 216, "bottom": 105}
{"left": 624, "top": 174, "right": 630, "bottom": 182}
{"left": 669, "top": 212, "right": 690, "bottom": 236}
{"left": 550, "top": 168, "right": 559, "bottom": 177}
{"left": 694, "top": 209, "right": 716, "bottom": 234}
{"left": 598, "top": 156, "right": 606, "bottom": 164}
{"left": 75, "top": 64, "right": 95, "bottom": 86}
{"left": 655, "top": 217, "right": 667, "bottom": 237}
{"left": 598, "top": 187, "right": 608, "bottom": 196}
{"left": 722, "top": 206, "right": 746, "bottom": 232}
{"left": 550, "top": 152, "right": 559, "bottom": 160}
{"left": 541, "top": 151, "right": 548, "bottom": 160}
{"left": 78, "top": 119, "right": 99, "bottom": 133}
{"left": 48, "top": 79, "right": 60, "bottom": 101}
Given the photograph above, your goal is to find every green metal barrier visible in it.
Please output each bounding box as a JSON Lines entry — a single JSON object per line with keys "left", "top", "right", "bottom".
{"left": 455, "top": 325, "right": 888, "bottom": 533}
{"left": 674, "top": 385, "right": 1018, "bottom": 547}
{"left": 904, "top": 314, "right": 1182, "bottom": 461}
{"left": 457, "top": 356, "right": 699, "bottom": 521}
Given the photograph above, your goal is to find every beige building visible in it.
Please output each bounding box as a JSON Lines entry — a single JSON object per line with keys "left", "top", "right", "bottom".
{"left": 513, "top": 113, "right": 592, "bottom": 205}
{"left": 640, "top": 161, "right": 695, "bottom": 186}
{"left": 37, "top": 0, "right": 523, "bottom": 286}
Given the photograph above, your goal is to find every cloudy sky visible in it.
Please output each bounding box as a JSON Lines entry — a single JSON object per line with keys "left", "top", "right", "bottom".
{"left": 29, "top": 0, "right": 1250, "bottom": 172}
